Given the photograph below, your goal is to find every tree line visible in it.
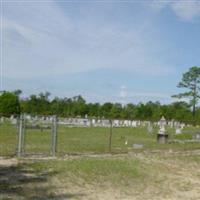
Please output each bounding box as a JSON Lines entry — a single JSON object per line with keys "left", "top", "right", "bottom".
{"left": 0, "top": 90, "right": 197, "bottom": 122}
{"left": 0, "top": 66, "right": 200, "bottom": 123}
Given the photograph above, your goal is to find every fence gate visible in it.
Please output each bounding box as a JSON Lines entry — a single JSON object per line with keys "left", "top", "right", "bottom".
{"left": 17, "top": 115, "right": 57, "bottom": 157}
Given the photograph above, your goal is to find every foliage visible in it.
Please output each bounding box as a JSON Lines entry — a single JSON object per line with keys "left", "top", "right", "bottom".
{"left": 1, "top": 87, "right": 200, "bottom": 123}
{"left": 0, "top": 91, "right": 20, "bottom": 117}
{"left": 172, "top": 66, "right": 200, "bottom": 118}
{"left": 20, "top": 93, "right": 194, "bottom": 122}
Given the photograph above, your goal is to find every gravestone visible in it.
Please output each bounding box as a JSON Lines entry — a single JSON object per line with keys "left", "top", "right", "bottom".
{"left": 193, "top": 133, "right": 200, "bottom": 140}
{"left": 91, "top": 118, "right": 96, "bottom": 127}
{"left": 113, "top": 120, "right": 119, "bottom": 127}
{"left": 158, "top": 126, "right": 166, "bottom": 135}
{"left": 180, "top": 123, "right": 185, "bottom": 129}
{"left": 11, "top": 118, "right": 17, "bottom": 125}
{"left": 169, "top": 120, "right": 174, "bottom": 128}
{"left": 132, "top": 121, "right": 137, "bottom": 127}
{"left": 133, "top": 144, "right": 143, "bottom": 149}
{"left": 0, "top": 117, "right": 4, "bottom": 123}
{"left": 159, "top": 116, "right": 167, "bottom": 127}
{"left": 147, "top": 124, "right": 153, "bottom": 134}
{"left": 175, "top": 127, "right": 182, "bottom": 134}
{"left": 157, "top": 117, "right": 168, "bottom": 144}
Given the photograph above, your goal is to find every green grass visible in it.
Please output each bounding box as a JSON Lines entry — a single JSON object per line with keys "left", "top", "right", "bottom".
{"left": 25, "top": 129, "right": 52, "bottom": 154}
{"left": 1, "top": 123, "right": 200, "bottom": 156}
{"left": 57, "top": 127, "right": 109, "bottom": 154}
{"left": 0, "top": 122, "right": 18, "bottom": 156}
{"left": 0, "top": 157, "right": 151, "bottom": 199}
{"left": 12, "top": 153, "right": 200, "bottom": 199}
{"left": 27, "top": 158, "right": 145, "bottom": 185}
{"left": 1, "top": 123, "right": 200, "bottom": 199}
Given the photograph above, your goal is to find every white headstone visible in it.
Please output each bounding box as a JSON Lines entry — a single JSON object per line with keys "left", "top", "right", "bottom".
{"left": 11, "top": 118, "right": 17, "bottom": 125}
{"left": 175, "top": 128, "right": 182, "bottom": 134}
{"left": 158, "top": 126, "right": 166, "bottom": 135}
{"left": 132, "top": 121, "right": 137, "bottom": 127}
{"left": 159, "top": 116, "right": 166, "bottom": 127}
{"left": 147, "top": 125, "right": 153, "bottom": 134}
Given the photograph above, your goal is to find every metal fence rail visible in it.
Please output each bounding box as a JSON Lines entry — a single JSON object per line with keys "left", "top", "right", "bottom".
{"left": 2, "top": 114, "right": 198, "bottom": 157}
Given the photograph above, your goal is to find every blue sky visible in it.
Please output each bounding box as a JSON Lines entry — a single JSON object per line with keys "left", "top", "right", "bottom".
{"left": 1, "top": 0, "right": 200, "bottom": 104}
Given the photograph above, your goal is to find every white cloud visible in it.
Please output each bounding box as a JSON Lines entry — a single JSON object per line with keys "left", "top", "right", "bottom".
{"left": 171, "top": 1, "right": 200, "bottom": 21}
{"left": 118, "top": 88, "right": 171, "bottom": 100}
{"left": 83, "top": 91, "right": 172, "bottom": 104}
{"left": 69, "top": 90, "right": 176, "bottom": 104}
{"left": 2, "top": 0, "right": 176, "bottom": 80}
{"left": 119, "top": 85, "right": 128, "bottom": 98}
{"left": 129, "top": 92, "right": 169, "bottom": 99}
{"left": 117, "top": 85, "right": 172, "bottom": 104}
{"left": 148, "top": 0, "right": 200, "bottom": 22}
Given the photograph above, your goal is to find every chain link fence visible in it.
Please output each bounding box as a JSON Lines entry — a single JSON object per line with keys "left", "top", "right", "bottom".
{"left": 2, "top": 115, "right": 199, "bottom": 157}
{"left": 0, "top": 115, "right": 133, "bottom": 157}
{"left": 0, "top": 115, "right": 58, "bottom": 157}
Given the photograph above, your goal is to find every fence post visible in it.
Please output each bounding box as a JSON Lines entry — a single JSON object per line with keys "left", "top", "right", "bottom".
{"left": 22, "top": 114, "right": 26, "bottom": 155}
{"left": 109, "top": 119, "right": 113, "bottom": 153}
{"left": 51, "top": 116, "right": 58, "bottom": 157}
{"left": 17, "top": 114, "right": 24, "bottom": 157}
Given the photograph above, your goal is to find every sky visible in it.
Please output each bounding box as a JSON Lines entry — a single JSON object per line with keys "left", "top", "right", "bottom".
{"left": 1, "top": 0, "right": 200, "bottom": 104}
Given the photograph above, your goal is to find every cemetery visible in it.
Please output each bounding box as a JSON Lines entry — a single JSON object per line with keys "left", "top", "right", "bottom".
{"left": 1, "top": 114, "right": 200, "bottom": 157}
{"left": 1, "top": 85, "right": 200, "bottom": 200}
{"left": 1, "top": 114, "right": 200, "bottom": 199}
{"left": 1, "top": 1, "right": 200, "bottom": 198}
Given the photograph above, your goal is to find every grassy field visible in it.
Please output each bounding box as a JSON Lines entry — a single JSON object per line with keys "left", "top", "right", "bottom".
{"left": 1, "top": 122, "right": 200, "bottom": 156}
{"left": 1, "top": 123, "right": 200, "bottom": 199}
{"left": 1, "top": 151, "right": 200, "bottom": 199}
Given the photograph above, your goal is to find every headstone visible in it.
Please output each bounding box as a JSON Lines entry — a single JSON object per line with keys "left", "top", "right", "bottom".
{"left": 92, "top": 118, "right": 96, "bottom": 126}
{"left": 193, "top": 133, "right": 200, "bottom": 140}
{"left": 132, "top": 121, "right": 137, "bottom": 127}
{"left": 147, "top": 124, "right": 153, "bottom": 134}
{"left": 1, "top": 117, "right": 4, "bottom": 123}
{"left": 158, "top": 126, "right": 166, "bottom": 135}
{"left": 169, "top": 120, "right": 174, "bottom": 128}
{"left": 141, "top": 121, "right": 146, "bottom": 127}
{"left": 180, "top": 123, "right": 185, "bottom": 129}
{"left": 175, "top": 128, "right": 182, "bottom": 134}
{"left": 102, "top": 119, "right": 110, "bottom": 127}
{"left": 83, "top": 119, "right": 88, "bottom": 126}
{"left": 113, "top": 120, "right": 119, "bottom": 127}
{"left": 159, "top": 116, "right": 166, "bottom": 127}
{"left": 157, "top": 123, "right": 168, "bottom": 144}
{"left": 133, "top": 144, "right": 143, "bottom": 149}
{"left": 11, "top": 118, "right": 17, "bottom": 125}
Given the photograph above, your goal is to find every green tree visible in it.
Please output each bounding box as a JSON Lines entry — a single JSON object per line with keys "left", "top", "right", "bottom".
{"left": 172, "top": 66, "right": 200, "bottom": 119}
{"left": 88, "top": 103, "right": 100, "bottom": 117}
{"left": 123, "top": 103, "right": 136, "bottom": 119}
{"left": 110, "top": 103, "right": 123, "bottom": 119}
{"left": 51, "top": 97, "right": 65, "bottom": 116}
{"left": 171, "top": 101, "right": 192, "bottom": 122}
{"left": 100, "top": 102, "right": 113, "bottom": 118}
{"left": 13, "top": 89, "right": 22, "bottom": 97}
{"left": 0, "top": 91, "right": 21, "bottom": 117}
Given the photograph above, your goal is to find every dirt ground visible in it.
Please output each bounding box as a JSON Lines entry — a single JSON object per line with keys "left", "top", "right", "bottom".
{"left": 1, "top": 150, "right": 200, "bottom": 200}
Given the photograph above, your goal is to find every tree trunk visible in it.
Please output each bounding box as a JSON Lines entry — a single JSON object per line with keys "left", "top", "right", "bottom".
{"left": 192, "top": 96, "right": 196, "bottom": 126}
{"left": 192, "top": 83, "right": 197, "bottom": 126}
